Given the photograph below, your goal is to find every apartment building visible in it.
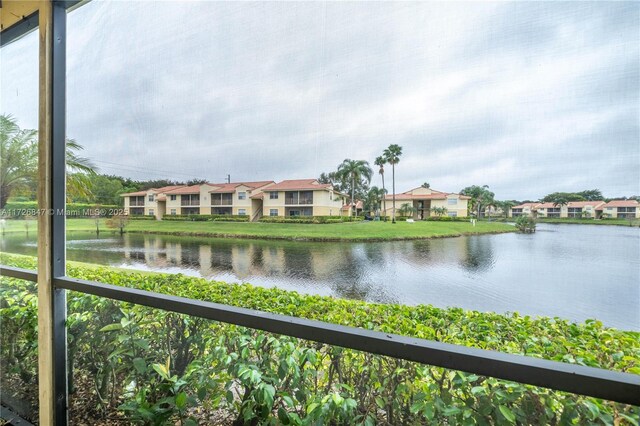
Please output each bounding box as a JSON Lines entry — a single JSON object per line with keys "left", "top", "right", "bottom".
{"left": 382, "top": 187, "right": 470, "bottom": 219}
{"left": 508, "top": 201, "right": 629, "bottom": 219}
{"left": 121, "top": 178, "right": 347, "bottom": 220}
{"left": 121, "top": 185, "right": 185, "bottom": 218}
{"left": 258, "top": 179, "right": 347, "bottom": 217}
{"left": 600, "top": 200, "right": 639, "bottom": 219}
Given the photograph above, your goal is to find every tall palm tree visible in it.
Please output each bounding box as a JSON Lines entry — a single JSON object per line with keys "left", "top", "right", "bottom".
{"left": 0, "top": 114, "right": 96, "bottom": 208}
{"left": 383, "top": 144, "right": 402, "bottom": 223}
{"left": 365, "top": 186, "right": 386, "bottom": 217}
{"left": 374, "top": 156, "right": 387, "bottom": 219}
{"left": 335, "top": 159, "right": 373, "bottom": 217}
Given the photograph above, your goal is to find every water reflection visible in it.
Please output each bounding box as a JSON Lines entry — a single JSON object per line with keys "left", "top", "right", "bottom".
{"left": 1, "top": 224, "right": 638, "bottom": 330}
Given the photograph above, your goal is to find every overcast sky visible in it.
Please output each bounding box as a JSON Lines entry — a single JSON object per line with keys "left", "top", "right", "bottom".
{"left": 2, "top": 1, "right": 638, "bottom": 200}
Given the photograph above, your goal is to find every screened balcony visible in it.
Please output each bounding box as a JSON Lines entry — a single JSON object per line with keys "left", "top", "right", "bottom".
{"left": 0, "top": 1, "right": 638, "bottom": 425}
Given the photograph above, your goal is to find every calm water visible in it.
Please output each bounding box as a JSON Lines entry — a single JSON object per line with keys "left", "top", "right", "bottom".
{"left": 2, "top": 224, "right": 638, "bottom": 330}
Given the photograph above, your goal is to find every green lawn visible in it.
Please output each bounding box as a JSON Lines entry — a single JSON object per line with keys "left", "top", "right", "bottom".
{"left": 1, "top": 218, "right": 515, "bottom": 241}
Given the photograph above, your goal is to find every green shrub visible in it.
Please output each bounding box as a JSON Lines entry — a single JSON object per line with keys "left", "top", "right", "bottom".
{"left": 162, "top": 214, "right": 249, "bottom": 222}
{"left": 1, "top": 253, "right": 638, "bottom": 425}
{"left": 128, "top": 215, "right": 156, "bottom": 221}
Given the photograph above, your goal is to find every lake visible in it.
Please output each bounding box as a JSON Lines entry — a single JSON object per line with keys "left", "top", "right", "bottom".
{"left": 1, "top": 223, "right": 638, "bottom": 330}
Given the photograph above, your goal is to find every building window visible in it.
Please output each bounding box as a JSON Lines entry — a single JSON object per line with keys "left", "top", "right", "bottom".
{"left": 447, "top": 198, "right": 457, "bottom": 205}
{"left": 238, "top": 209, "right": 247, "bottom": 215}
{"left": 170, "top": 195, "right": 177, "bottom": 201}
{"left": 270, "top": 209, "right": 278, "bottom": 216}
{"left": 447, "top": 211, "right": 457, "bottom": 217}
{"left": 170, "top": 209, "right": 176, "bottom": 215}
{"left": 269, "top": 191, "right": 278, "bottom": 199}
{"left": 149, "top": 209, "right": 155, "bottom": 216}
{"left": 238, "top": 192, "right": 247, "bottom": 200}
{"left": 148, "top": 195, "right": 155, "bottom": 202}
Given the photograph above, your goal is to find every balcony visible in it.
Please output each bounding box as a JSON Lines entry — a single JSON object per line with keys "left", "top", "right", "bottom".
{"left": 129, "top": 200, "right": 145, "bottom": 207}
{"left": 212, "top": 198, "right": 233, "bottom": 206}
{"left": 284, "top": 191, "right": 313, "bottom": 205}
{"left": 181, "top": 200, "right": 200, "bottom": 206}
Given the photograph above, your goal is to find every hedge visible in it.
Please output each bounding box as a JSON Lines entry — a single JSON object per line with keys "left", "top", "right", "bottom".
{"left": 259, "top": 216, "right": 361, "bottom": 224}
{"left": 162, "top": 214, "right": 250, "bottom": 222}
{"left": 1, "top": 253, "right": 637, "bottom": 425}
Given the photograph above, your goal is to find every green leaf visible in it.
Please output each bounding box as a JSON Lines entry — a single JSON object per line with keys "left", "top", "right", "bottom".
{"left": 132, "top": 357, "right": 147, "bottom": 374}
{"left": 375, "top": 397, "right": 386, "bottom": 409}
{"left": 499, "top": 405, "right": 516, "bottom": 423}
{"left": 152, "top": 363, "right": 170, "bottom": 380}
{"left": 176, "top": 391, "right": 187, "bottom": 409}
{"left": 99, "top": 323, "right": 122, "bottom": 332}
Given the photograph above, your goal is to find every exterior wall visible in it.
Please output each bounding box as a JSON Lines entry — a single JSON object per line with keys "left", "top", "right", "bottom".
{"left": 382, "top": 196, "right": 468, "bottom": 218}
{"left": 431, "top": 197, "right": 468, "bottom": 217}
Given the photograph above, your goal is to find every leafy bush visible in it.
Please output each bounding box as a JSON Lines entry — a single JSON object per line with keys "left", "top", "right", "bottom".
{"left": 515, "top": 216, "right": 536, "bottom": 233}
{"left": 259, "top": 216, "right": 358, "bottom": 224}
{"left": 1, "top": 253, "right": 638, "bottom": 425}
{"left": 128, "top": 215, "right": 156, "bottom": 221}
{"left": 162, "top": 214, "right": 249, "bottom": 222}
{"left": 425, "top": 216, "right": 470, "bottom": 222}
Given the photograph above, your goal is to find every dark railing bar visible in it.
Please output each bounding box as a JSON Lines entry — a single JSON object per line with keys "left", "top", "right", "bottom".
{"left": 0, "top": 266, "right": 638, "bottom": 405}
{"left": 0, "top": 266, "right": 38, "bottom": 282}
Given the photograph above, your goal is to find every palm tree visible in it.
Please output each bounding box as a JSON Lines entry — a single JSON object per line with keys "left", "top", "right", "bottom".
{"left": 335, "top": 159, "right": 373, "bottom": 217}
{"left": 399, "top": 202, "right": 415, "bottom": 218}
{"left": 0, "top": 115, "right": 38, "bottom": 209}
{"left": 365, "top": 186, "right": 386, "bottom": 217}
{"left": 0, "top": 114, "right": 97, "bottom": 208}
{"left": 383, "top": 144, "right": 403, "bottom": 223}
{"left": 374, "top": 156, "right": 387, "bottom": 219}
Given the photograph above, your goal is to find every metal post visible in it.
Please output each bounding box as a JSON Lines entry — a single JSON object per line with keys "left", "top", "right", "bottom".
{"left": 37, "top": 1, "right": 67, "bottom": 424}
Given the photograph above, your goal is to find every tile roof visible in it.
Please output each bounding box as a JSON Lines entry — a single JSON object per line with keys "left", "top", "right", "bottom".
{"left": 209, "top": 181, "right": 275, "bottom": 193}
{"left": 511, "top": 203, "right": 538, "bottom": 209}
{"left": 342, "top": 200, "right": 364, "bottom": 211}
{"left": 120, "top": 185, "right": 187, "bottom": 197}
{"left": 266, "top": 179, "right": 332, "bottom": 191}
{"left": 601, "top": 199, "right": 639, "bottom": 208}
{"left": 384, "top": 190, "right": 470, "bottom": 200}
{"left": 163, "top": 185, "right": 202, "bottom": 195}
{"left": 567, "top": 201, "right": 605, "bottom": 208}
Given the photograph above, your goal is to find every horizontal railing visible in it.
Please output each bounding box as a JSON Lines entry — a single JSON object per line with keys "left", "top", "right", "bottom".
{"left": 180, "top": 200, "right": 200, "bottom": 206}
{"left": 285, "top": 199, "right": 313, "bottom": 205}
{"left": 129, "top": 201, "right": 145, "bottom": 206}
{"left": 212, "top": 200, "right": 233, "bottom": 206}
{"left": 1, "top": 264, "right": 638, "bottom": 406}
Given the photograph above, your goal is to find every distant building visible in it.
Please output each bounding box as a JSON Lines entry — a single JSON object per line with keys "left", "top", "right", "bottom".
{"left": 382, "top": 187, "right": 470, "bottom": 219}
{"left": 121, "top": 178, "right": 347, "bottom": 220}
{"left": 599, "top": 200, "right": 639, "bottom": 219}
{"left": 259, "top": 179, "right": 346, "bottom": 218}
{"left": 507, "top": 200, "right": 639, "bottom": 219}
{"left": 509, "top": 203, "right": 538, "bottom": 217}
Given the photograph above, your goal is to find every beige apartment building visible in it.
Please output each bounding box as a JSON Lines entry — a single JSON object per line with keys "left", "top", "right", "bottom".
{"left": 122, "top": 178, "right": 347, "bottom": 220}
{"left": 382, "top": 187, "right": 470, "bottom": 219}
{"left": 508, "top": 200, "right": 640, "bottom": 219}
{"left": 257, "top": 179, "right": 347, "bottom": 218}
{"left": 600, "top": 200, "right": 639, "bottom": 219}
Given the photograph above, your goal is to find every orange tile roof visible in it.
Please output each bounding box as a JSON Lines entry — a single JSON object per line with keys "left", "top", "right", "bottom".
{"left": 602, "top": 199, "right": 639, "bottom": 208}
{"left": 535, "top": 202, "right": 557, "bottom": 208}
{"left": 266, "top": 179, "right": 332, "bottom": 191}
{"left": 567, "top": 201, "right": 605, "bottom": 208}
{"left": 209, "top": 181, "right": 274, "bottom": 193}
{"left": 511, "top": 203, "right": 538, "bottom": 209}
{"left": 120, "top": 185, "right": 187, "bottom": 197}
{"left": 342, "top": 200, "right": 363, "bottom": 210}
{"left": 163, "top": 185, "right": 202, "bottom": 195}
{"left": 384, "top": 189, "right": 470, "bottom": 200}
{"left": 120, "top": 190, "right": 147, "bottom": 197}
